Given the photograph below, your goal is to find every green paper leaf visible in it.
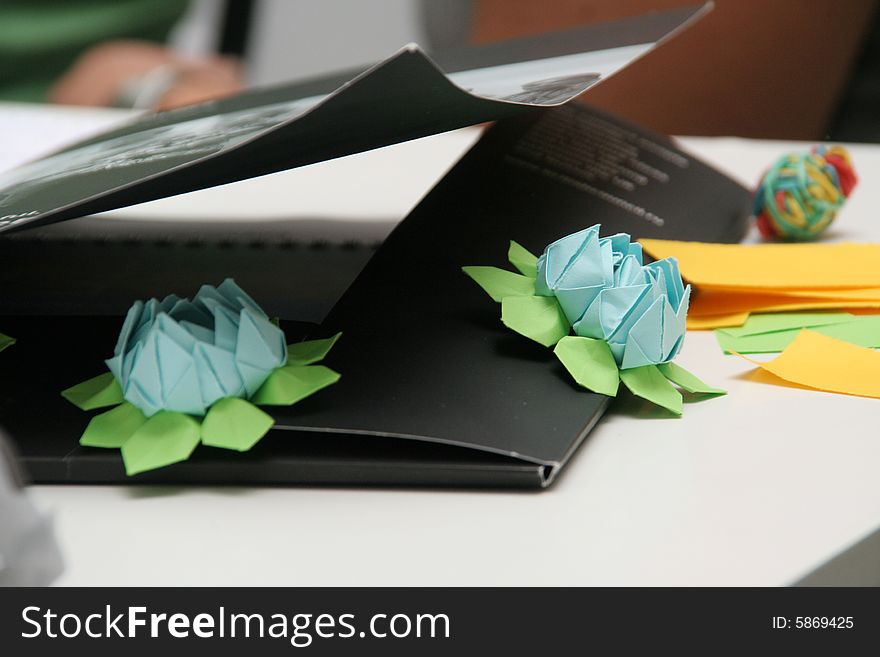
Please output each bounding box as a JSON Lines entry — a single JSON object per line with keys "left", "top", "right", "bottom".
{"left": 251, "top": 364, "right": 340, "bottom": 406}
{"left": 0, "top": 333, "right": 14, "bottom": 353}
{"left": 508, "top": 241, "right": 539, "bottom": 278}
{"left": 554, "top": 336, "right": 619, "bottom": 396}
{"left": 715, "top": 316, "right": 880, "bottom": 354}
{"left": 80, "top": 402, "right": 148, "bottom": 448}
{"left": 501, "top": 295, "right": 570, "bottom": 347}
{"left": 201, "top": 397, "right": 275, "bottom": 451}
{"left": 619, "top": 365, "right": 683, "bottom": 416}
{"left": 61, "top": 372, "right": 124, "bottom": 411}
{"left": 121, "top": 411, "right": 201, "bottom": 476}
{"left": 462, "top": 266, "right": 535, "bottom": 302}
{"left": 721, "top": 311, "right": 854, "bottom": 338}
{"left": 287, "top": 332, "right": 341, "bottom": 366}
{"left": 657, "top": 362, "right": 726, "bottom": 396}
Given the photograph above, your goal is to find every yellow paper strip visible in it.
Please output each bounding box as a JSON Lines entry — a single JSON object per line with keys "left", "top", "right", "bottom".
{"left": 738, "top": 330, "right": 880, "bottom": 399}
{"left": 690, "top": 292, "right": 880, "bottom": 317}
{"left": 686, "top": 312, "right": 750, "bottom": 330}
{"left": 640, "top": 239, "right": 880, "bottom": 290}
{"left": 694, "top": 286, "right": 880, "bottom": 301}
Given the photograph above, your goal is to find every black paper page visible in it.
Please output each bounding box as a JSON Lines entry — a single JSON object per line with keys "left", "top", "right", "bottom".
{"left": 0, "top": 5, "right": 708, "bottom": 234}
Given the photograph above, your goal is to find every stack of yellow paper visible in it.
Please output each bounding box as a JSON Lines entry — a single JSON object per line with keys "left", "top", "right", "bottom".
{"left": 639, "top": 240, "right": 880, "bottom": 329}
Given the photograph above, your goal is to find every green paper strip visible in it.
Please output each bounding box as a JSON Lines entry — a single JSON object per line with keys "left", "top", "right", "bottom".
{"left": 619, "top": 365, "right": 683, "bottom": 416}
{"left": 501, "top": 295, "right": 570, "bottom": 347}
{"left": 251, "top": 364, "right": 341, "bottom": 406}
{"left": 554, "top": 336, "right": 619, "bottom": 396}
{"left": 657, "top": 362, "right": 726, "bottom": 396}
{"left": 0, "top": 333, "right": 14, "bottom": 353}
{"left": 61, "top": 372, "right": 124, "bottom": 411}
{"left": 508, "top": 241, "right": 539, "bottom": 278}
{"left": 716, "top": 316, "right": 880, "bottom": 354}
{"left": 80, "top": 402, "right": 148, "bottom": 448}
{"left": 720, "top": 311, "right": 854, "bottom": 338}
{"left": 287, "top": 332, "right": 341, "bottom": 366}
{"left": 121, "top": 411, "right": 201, "bottom": 476}
{"left": 462, "top": 266, "right": 535, "bottom": 302}
{"left": 201, "top": 397, "right": 275, "bottom": 451}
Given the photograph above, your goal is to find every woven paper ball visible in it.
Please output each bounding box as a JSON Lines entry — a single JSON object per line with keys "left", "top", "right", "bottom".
{"left": 754, "top": 145, "right": 857, "bottom": 240}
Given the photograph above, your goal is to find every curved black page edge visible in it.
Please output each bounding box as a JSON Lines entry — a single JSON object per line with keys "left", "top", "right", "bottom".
{"left": 0, "top": 4, "right": 710, "bottom": 234}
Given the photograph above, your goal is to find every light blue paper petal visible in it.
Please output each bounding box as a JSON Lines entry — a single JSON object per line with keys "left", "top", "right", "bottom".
{"left": 192, "top": 284, "right": 234, "bottom": 314}
{"left": 162, "top": 364, "right": 205, "bottom": 415}
{"left": 195, "top": 342, "right": 246, "bottom": 401}
{"left": 554, "top": 283, "right": 604, "bottom": 326}
{"left": 120, "top": 341, "right": 141, "bottom": 382}
{"left": 126, "top": 330, "right": 162, "bottom": 405}
{"left": 621, "top": 297, "right": 665, "bottom": 368}
{"left": 596, "top": 238, "right": 614, "bottom": 286}
{"left": 125, "top": 379, "right": 162, "bottom": 417}
{"left": 535, "top": 254, "right": 551, "bottom": 296}
{"left": 676, "top": 283, "right": 692, "bottom": 316}
{"left": 130, "top": 299, "right": 158, "bottom": 348}
{"left": 606, "top": 280, "right": 660, "bottom": 346}
{"left": 646, "top": 257, "right": 686, "bottom": 309}
{"left": 113, "top": 300, "right": 144, "bottom": 357}
{"left": 606, "top": 233, "right": 631, "bottom": 260}
{"left": 169, "top": 298, "right": 212, "bottom": 328}
{"left": 154, "top": 330, "right": 195, "bottom": 397}
{"left": 660, "top": 298, "right": 682, "bottom": 360}
{"left": 155, "top": 313, "right": 196, "bottom": 353}
{"left": 211, "top": 303, "right": 241, "bottom": 351}
{"left": 607, "top": 340, "right": 625, "bottom": 364}
{"left": 555, "top": 229, "right": 606, "bottom": 291}
{"left": 620, "top": 333, "right": 654, "bottom": 370}
{"left": 192, "top": 345, "right": 226, "bottom": 407}
{"left": 235, "top": 309, "right": 287, "bottom": 370}
{"left": 614, "top": 254, "right": 644, "bottom": 287}
{"left": 665, "top": 333, "right": 685, "bottom": 363}
{"left": 179, "top": 320, "right": 214, "bottom": 345}
{"left": 575, "top": 284, "right": 651, "bottom": 341}
{"left": 539, "top": 226, "right": 599, "bottom": 291}
{"left": 237, "top": 361, "right": 272, "bottom": 398}
{"left": 158, "top": 294, "right": 181, "bottom": 314}
{"left": 141, "top": 298, "right": 160, "bottom": 326}
{"left": 106, "top": 354, "right": 123, "bottom": 383}
{"left": 627, "top": 241, "right": 643, "bottom": 263}
{"left": 219, "top": 278, "right": 267, "bottom": 318}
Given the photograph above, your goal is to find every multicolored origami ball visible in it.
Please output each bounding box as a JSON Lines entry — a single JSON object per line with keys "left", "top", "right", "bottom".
{"left": 754, "top": 145, "right": 858, "bottom": 241}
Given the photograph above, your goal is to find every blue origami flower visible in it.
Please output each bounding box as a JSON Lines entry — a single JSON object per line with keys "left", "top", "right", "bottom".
{"left": 105, "top": 279, "right": 287, "bottom": 417}
{"left": 535, "top": 225, "right": 690, "bottom": 369}
{"left": 464, "top": 226, "right": 722, "bottom": 415}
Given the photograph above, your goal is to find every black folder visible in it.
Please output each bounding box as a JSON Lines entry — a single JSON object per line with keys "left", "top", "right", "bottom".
{"left": 0, "top": 5, "right": 750, "bottom": 487}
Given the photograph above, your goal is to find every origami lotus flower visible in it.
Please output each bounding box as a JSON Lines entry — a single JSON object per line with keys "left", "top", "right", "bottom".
{"left": 105, "top": 279, "right": 287, "bottom": 417}
{"left": 464, "top": 225, "right": 723, "bottom": 415}
{"left": 535, "top": 225, "right": 690, "bottom": 369}
{"left": 62, "top": 280, "right": 340, "bottom": 475}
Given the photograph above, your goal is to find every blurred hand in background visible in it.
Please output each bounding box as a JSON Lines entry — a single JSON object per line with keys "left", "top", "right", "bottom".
{"left": 48, "top": 40, "right": 243, "bottom": 111}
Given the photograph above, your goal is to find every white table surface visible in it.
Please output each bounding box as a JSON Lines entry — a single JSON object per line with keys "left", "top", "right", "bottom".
{"left": 7, "top": 103, "right": 880, "bottom": 586}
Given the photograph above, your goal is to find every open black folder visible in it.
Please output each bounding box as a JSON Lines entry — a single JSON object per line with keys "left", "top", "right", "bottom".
{"left": 0, "top": 5, "right": 750, "bottom": 488}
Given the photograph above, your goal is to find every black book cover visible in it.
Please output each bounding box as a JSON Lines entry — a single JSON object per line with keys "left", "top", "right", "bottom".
{"left": 0, "top": 5, "right": 707, "bottom": 233}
